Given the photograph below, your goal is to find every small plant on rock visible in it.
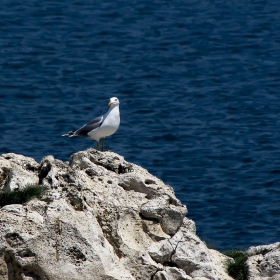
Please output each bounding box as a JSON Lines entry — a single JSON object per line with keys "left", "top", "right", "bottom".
{"left": 0, "top": 184, "right": 47, "bottom": 207}
{"left": 225, "top": 249, "right": 249, "bottom": 280}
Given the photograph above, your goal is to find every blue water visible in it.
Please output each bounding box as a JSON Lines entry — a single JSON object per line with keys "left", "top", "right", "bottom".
{"left": 1, "top": 0, "right": 280, "bottom": 251}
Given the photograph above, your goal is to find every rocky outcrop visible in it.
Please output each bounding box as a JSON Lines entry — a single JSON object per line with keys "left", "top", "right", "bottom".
{"left": 0, "top": 149, "right": 235, "bottom": 279}
{"left": 246, "top": 242, "right": 280, "bottom": 280}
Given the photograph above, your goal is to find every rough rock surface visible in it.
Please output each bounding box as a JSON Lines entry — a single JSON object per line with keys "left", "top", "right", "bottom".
{"left": 246, "top": 242, "right": 280, "bottom": 280}
{"left": 0, "top": 149, "right": 235, "bottom": 279}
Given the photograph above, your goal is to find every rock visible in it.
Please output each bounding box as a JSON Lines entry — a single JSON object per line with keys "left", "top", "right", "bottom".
{"left": 0, "top": 149, "right": 238, "bottom": 279}
{"left": 0, "top": 254, "right": 8, "bottom": 280}
{"left": 82, "top": 149, "right": 133, "bottom": 174}
{"left": 0, "top": 158, "right": 11, "bottom": 190}
{"left": 140, "top": 195, "right": 187, "bottom": 235}
{"left": 182, "top": 218, "right": 196, "bottom": 234}
{"left": 0, "top": 153, "right": 39, "bottom": 191}
{"left": 142, "top": 219, "right": 170, "bottom": 241}
{"left": 148, "top": 239, "right": 174, "bottom": 263}
{"left": 153, "top": 267, "right": 192, "bottom": 280}
{"left": 0, "top": 153, "right": 39, "bottom": 172}
{"left": 141, "top": 195, "right": 170, "bottom": 220}
{"left": 209, "top": 249, "right": 234, "bottom": 280}
{"left": 169, "top": 228, "right": 224, "bottom": 280}
{"left": 246, "top": 242, "right": 280, "bottom": 280}
{"left": 1, "top": 204, "right": 26, "bottom": 217}
{"left": 4, "top": 167, "right": 39, "bottom": 191}
{"left": 1, "top": 199, "right": 134, "bottom": 280}
{"left": 160, "top": 204, "right": 188, "bottom": 235}
{"left": 0, "top": 154, "right": 39, "bottom": 191}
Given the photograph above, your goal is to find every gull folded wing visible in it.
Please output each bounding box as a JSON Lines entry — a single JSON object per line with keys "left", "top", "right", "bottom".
{"left": 74, "top": 116, "right": 103, "bottom": 137}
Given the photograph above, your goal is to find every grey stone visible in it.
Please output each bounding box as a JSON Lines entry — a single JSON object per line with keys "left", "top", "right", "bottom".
{"left": 169, "top": 227, "right": 233, "bottom": 280}
{"left": 153, "top": 267, "right": 193, "bottom": 280}
{"left": 141, "top": 196, "right": 187, "bottom": 235}
{"left": 142, "top": 219, "right": 170, "bottom": 241}
{"left": 247, "top": 242, "right": 280, "bottom": 280}
{"left": 4, "top": 167, "right": 39, "bottom": 191}
{"left": 160, "top": 204, "right": 188, "bottom": 235}
{"left": 1, "top": 153, "right": 39, "bottom": 172}
{"left": 148, "top": 239, "right": 174, "bottom": 263}
{"left": 1, "top": 204, "right": 26, "bottom": 217}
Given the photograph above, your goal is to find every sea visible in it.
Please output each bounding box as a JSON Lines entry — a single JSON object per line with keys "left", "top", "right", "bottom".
{"left": 1, "top": 0, "right": 280, "bottom": 251}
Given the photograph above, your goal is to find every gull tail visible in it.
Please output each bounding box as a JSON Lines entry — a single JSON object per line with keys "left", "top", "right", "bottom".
{"left": 62, "top": 131, "right": 75, "bottom": 137}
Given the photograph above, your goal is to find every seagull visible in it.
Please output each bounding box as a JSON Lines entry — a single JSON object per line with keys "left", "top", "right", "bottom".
{"left": 62, "top": 97, "right": 120, "bottom": 151}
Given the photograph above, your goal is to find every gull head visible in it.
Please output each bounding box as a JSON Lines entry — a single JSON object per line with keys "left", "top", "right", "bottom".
{"left": 108, "top": 97, "right": 120, "bottom": 107}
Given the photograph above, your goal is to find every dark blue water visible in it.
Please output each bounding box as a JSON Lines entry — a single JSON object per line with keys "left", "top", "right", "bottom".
{"left": 1, "top": 0, "right": 280, "bottom": 250}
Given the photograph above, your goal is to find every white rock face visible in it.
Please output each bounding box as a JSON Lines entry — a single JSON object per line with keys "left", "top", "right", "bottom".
{"left": 0, "top": 149, "right": 235, "bottom": 279}
{"left": 141, "top": 195, "right": 187, "bottom": 235}
{"left": 246, "top": 242, "right": 280, "bottom": 280}
{"left": 0, "top": 153, "right": 39, "bottom": 192}
{"left": 153, "top": 267, "right": 193, "bottom": 280}
{"left": 4, "top": 167, "right": 39, "bottom": 192}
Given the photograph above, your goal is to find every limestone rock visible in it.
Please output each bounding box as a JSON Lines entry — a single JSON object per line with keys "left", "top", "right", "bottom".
{"left": 1, "top": 199, "right": 134, "bottom": 280}
{"left": 4, "top": 167, "right": 39, "bottom": 191}
{"left": 141, "top": 195, "right": 187, "bottom": 235}
{"left": 0, "top": 154, "right": 38, "bottom": 191}
{"left": 142, "top": 219, "right": 170, "bottom": 241}
{"left": 1, "top": 204, "right": 26, "bottom": 217}
{"left": 0, "top": 154, "right": 39, "bottom": 191}
{"left": 153, "top": 267, "right": 192, "bottom": 280}
{"left": 0, "top": 149, "right": 237, "bottom": 279}
{"left": 246, "top": 242, "right": 280, "bottom": 280}
{"left": 169, "top": 228, "right": 225, "bottom": 280}
{"left": 0, "top": 158, "right": 11, "bottom": 190}
{"left": 1, "top": 153, "right": 39, "bottom": 172}
{"left": 148, "top": 239, "right": 174, "bottom": 263}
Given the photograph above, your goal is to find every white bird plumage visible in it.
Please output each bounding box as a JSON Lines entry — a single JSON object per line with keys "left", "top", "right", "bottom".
{"left": 62, "top": 97, "right": 120, "bottom": 151}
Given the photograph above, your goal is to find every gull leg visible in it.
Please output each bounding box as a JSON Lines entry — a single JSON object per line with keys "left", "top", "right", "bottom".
{"left": 96, "top": 141, "right": 100, "bottom": 151}
{"left": 102, "top": 138, "right": 105, "bottom": 152}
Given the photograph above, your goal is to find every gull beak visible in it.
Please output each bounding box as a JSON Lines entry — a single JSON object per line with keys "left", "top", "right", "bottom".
{"left": 108, "top": 101, "right": 113, "bottom": 106}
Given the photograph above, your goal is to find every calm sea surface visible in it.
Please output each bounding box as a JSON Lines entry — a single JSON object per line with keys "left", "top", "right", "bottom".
{"left": 1, "top": 0, "right": 280, "bottom": 250}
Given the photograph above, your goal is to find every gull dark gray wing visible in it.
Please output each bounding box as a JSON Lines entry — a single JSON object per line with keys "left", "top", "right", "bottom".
{"left": 74, "top": 116, "right": 103, "bottom": 137}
